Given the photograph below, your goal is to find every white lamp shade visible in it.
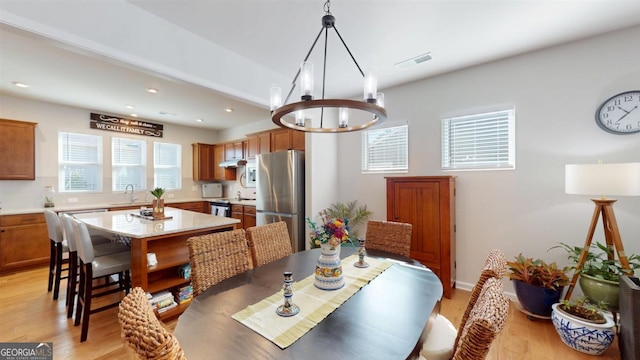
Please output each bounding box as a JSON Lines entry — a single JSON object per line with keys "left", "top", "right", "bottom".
{"left": 565, "top": 162, "right": 640, "bottom": 197}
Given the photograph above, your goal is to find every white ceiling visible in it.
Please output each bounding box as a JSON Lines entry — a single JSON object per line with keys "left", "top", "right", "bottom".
{"left": 1, "top": 0, "right": 640, "bottom": 130}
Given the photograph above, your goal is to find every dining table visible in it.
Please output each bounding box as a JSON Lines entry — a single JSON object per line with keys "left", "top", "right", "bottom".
{"left": 173, "top": 247, "right": 443, "bottom": 360}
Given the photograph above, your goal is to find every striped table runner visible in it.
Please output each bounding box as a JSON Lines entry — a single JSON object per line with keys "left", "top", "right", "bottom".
{"left": 231, "top": 254, "right": 393, "bottom": 349}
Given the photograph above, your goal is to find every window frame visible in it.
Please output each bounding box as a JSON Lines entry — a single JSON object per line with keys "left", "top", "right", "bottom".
{"left": 58, "top": 131, "right": 103, "bottom": 193}
{"left": 441, "top": 109, "right": 515, "bottom": 171}
{"left": 153, "top": 141, "right": 182, "bottom": 190}
{"left": 361, "top": 122, "right": 409, "bottom": 174}
{"left": 111, "top": 136, "right": 147, "bottom": 192}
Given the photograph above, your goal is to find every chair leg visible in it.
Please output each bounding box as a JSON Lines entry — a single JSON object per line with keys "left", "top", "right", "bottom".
{"left": 47, "top": 240, "right": 55, "bottom": 292}
{"left": 80, "top": 265, "right": 93, "bottom": 342}
{"left": 53, "top": 242, "right": 63, "bottom": 300}
{"left": 74, "top": 262, "right": 86, "bottom": 327}
{"left": 66, "top": 252, "right": 77, "bottom": 318}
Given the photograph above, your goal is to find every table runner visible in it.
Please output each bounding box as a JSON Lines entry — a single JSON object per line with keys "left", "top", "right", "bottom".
{"left": 231, "top": 254, "right": 393, "bottom": 349}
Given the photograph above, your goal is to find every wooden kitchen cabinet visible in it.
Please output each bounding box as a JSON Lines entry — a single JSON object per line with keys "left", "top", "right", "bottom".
{"left": 192, "top": 143, "right": 215, "bottom": 181}
{"left": 231, "top": 205, "right": 244, "bottom": 229}
{"left": 246, "top": 135, "right": 259, "bottom": 159}
{"left": 258, "top": 132, "right": 271, "bottom": 154}
{"left": 386, "top": 176, "right": 456, "bottom": 298}
{"left": 0, "top": 119, "right": 37, "bottom": 180}
{"left": 0, "top": 213, "right": 49, "bottom": 273}
{"left": 231, "top": 205, "right": 256, "bottom": 230}
{"left": 224, "top": 141, "right": 243, "bottom": 161}
{"left": 168, "top": 201, "right": 209, "bottom": 214}
{"left": 213, "top": 145, "right": 236, "bottom": 181}
{"left": 271, "top": 129, "right": 305, "bottom": 152}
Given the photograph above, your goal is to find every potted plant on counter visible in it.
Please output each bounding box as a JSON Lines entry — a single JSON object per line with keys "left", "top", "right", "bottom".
{"left": 506, "top": 253, "right": 570, "bottom": 318}
{"left": 551, "top": 297, "right": 615, "bottom": 355}
{"left": 150, "top": 187, "right": 166, "bottom": 219}
{"left": 552, "top": 241, "right": 640, "bottom": 310}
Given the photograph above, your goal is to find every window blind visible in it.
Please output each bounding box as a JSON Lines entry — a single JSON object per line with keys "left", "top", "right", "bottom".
{"left": 441, "top": 109, "right": 515, "bottom": 170}
{"left": 361, "top": 124, "right": 408, "bottom": 172}
{"left": 58, "top": 132, "right": 102, "bottom": 192}
{"left": 154, "top": 142, "right": 182, "bottom": 190}
{"left": 112, "top": 137, "right": 146, "bottom": 191}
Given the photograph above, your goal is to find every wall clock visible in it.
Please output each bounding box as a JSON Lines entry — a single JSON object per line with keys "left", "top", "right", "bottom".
{"left": 595, "top": 90, "right": 640, "bottom": 134}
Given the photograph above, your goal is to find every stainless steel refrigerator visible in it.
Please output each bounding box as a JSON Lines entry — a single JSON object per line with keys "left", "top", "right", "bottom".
{"left": 256, "top": 150, "right": 305, "bottom": 252}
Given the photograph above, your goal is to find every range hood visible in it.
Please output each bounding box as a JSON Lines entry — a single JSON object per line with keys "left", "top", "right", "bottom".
{"left": 219, "top": 159, "right": 247, "bottom": 168}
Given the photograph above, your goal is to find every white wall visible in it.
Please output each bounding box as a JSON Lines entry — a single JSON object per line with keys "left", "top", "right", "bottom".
{"left": 336, "top": 26, "right": 640, "bottom": 292}
{"left": 0, "top": 95, "right": 219, "bottom": 209}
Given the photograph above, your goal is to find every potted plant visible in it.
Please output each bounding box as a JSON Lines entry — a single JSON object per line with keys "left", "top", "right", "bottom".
{"left": 506, "top": 253, "right": 570, "bottom": 318}
{"left": 551, "top": 297, "right": 615, "bottom": 355}
{"left": 552, "top": 242, "right": 640, "bottom": 310}
{"left": 150, "top": 187, "right": 166, "bottom": 219}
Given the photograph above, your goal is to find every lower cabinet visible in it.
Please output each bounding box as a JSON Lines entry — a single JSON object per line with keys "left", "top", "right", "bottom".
{"left": 0, "top": 213, "right": 49, "bottom": 273}
{"left": 231, "top": 205, "right": 256, "bottom": 230}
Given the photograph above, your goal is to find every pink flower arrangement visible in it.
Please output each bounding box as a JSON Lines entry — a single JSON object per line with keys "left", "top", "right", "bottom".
{"left": 306, "top": 216, "right": 351, "bottom": 248}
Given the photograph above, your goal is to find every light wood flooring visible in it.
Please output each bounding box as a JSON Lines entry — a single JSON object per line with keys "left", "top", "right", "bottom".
{"left": 0, "top": 266, "right": 622, "bottom": 359}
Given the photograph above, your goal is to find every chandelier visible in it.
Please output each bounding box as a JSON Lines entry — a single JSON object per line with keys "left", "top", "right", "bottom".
{"left": 270, "top": 0, "right": 387, "bottom": 133}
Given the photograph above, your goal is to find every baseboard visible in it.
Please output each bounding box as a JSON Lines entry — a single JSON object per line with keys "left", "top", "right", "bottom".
{"left": 455, "top": 279, "right": 518, "bottom": 302}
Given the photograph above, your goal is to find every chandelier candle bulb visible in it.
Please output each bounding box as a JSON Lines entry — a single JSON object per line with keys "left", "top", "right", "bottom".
{"left": 295, "top": 110, "right": 305, "bottom": 126}
{"left": 300, "top": 61, "right": 314, "bottom": 100}
{"left": 364, "top": 71, "right": 377, "bottom": 102}
{"left": 376, "top": 93, "right": 385, "bottom": 108}
{"left": 339, "top": 107, "right": 349, "bottom": 128}
{"left": 270, "top": 85, "right": 282, "bottom": 110}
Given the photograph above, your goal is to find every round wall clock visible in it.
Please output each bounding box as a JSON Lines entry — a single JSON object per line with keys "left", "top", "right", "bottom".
{"left": 595, "top": 90, "right": 640, "bottom": 134}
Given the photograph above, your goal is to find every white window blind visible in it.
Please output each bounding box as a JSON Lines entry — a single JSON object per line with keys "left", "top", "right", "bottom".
{"left": 58, "top": 132, "right": 102, "bottom": 192}
{"left": 154, "top": 142, "right": 182, "bottom": 190}
{"left": 112, "top": 137, "right": 146, "bottom": 192}
{"left": 441, "top": 109, "right": 515, "bottom": 170}
{"left": 361, "top": 124, "right": 408, "bottom": 173}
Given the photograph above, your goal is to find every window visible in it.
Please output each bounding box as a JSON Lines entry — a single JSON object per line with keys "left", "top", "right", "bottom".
{"left": 361, "top": 124, "right": 408, "bottom": 173}
{"left": 112, "top": 137, "right": 146, "bottom": 192}
{"left": 154, "top": 141, "right": 182, "bottom": 190}
{"left": 58, "top": 132, "right": 102, "bottom": 192}
{"left": 441, "top": 109, "right": 515, "bottom": 171}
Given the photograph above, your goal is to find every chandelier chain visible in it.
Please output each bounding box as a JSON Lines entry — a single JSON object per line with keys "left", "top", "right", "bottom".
{"left": 324, "top": 0, "right": 331, "bottom": 15}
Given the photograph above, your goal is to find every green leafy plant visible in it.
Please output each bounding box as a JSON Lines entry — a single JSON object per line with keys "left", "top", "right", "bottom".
{"left": 551, "top": 242, "right": 640, "bottom": 282}
{"left": 506, "top": 253, "right": 570, "bottom": 290}
{"left": 558, "top": 297, "right": 606, "bottom": 323}
{"left": 150, "top": 187, "right": 165, "bottom": 199}
{"left": 321, "top": 201, "right": 372, "bottom": 242}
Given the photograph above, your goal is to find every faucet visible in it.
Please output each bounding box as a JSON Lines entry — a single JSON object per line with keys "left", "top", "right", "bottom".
{"left": 237, "top": 190, "right": 241, "bottom": 200}
{"left": 124, "top": 184, "right": 137, "bottom": 203}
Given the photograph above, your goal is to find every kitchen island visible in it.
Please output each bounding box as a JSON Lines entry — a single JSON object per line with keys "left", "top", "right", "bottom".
{"left": 74, "top": 207, "right": 239, "bottom": 320}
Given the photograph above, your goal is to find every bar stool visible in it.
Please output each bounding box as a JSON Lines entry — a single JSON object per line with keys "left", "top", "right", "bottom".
{"left": 71, "top": 218, "right": 131, "bottom": 342}
{"left": 60, "top": 214, "right": 130, "bottom": 319}
{"left": 44, "top": 209, "right": 68, "bottom": 300}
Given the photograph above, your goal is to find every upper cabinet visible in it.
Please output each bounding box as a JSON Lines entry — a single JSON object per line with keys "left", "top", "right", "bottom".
{"left": 0, "top": 119, "right": 37, "bottom": 180}
{"left": 213, "top": 144, "right": 237, "bottom": 181}
{"left": 245, "top": 129, "right": 305, "bottom": 160}
{"left": 192, "top": 143, "right": 215, "bottom": 181}
{"left": 224, "top": 141, "right": 243, "bottom": 161}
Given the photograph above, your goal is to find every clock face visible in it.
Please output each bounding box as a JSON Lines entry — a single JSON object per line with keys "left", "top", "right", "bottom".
{"left": 595, "top": 90, "right": 640, "bottom": 134}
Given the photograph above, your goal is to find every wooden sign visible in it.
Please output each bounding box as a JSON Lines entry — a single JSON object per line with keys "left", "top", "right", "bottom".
{"left": 90, "top": 113, "right": 163, "bottom": 137}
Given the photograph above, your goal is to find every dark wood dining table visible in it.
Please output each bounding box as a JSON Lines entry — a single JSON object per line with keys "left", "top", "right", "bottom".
{"left": 173, "top": 247, "right": 443, "bottom": 360}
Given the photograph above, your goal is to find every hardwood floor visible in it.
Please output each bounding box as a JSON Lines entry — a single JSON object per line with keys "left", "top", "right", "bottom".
{"left": 0, "top": 266, "right": 622, "bottom": 359}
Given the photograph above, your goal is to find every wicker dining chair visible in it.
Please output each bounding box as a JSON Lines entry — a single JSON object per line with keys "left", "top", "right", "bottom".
{"left": 364, "top": 220, "right": 412, "bottom": 257}
{"left": 245, "top": 221, "right": 293, "bottom": 267}
{"left": 118, "top": 287, "right": 186, "bottom": 360}
{"left": 186, "top": 229, "right": 252, "bottom": 297}
{"left": 420, "top": 249, "right": 508, "bottom": 360}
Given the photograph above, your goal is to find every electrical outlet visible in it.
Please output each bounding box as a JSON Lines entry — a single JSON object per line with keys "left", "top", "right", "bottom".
{"left": 67, "top": 197, "right": 78, "bottom": 203}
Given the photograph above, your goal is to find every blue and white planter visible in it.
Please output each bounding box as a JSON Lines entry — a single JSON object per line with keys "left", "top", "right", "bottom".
{"left": 551, "top": 303, "right": 615, "bottom": 356}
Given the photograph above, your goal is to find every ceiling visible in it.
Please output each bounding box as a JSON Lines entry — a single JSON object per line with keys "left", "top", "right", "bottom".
{"left": 1, "top": 1, "right": 640, "bottom": 131}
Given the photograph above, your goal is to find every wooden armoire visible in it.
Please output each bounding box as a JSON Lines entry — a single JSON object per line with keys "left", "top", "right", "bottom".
{"left": 386, "top": 176, "right": 456, "bottom": 298}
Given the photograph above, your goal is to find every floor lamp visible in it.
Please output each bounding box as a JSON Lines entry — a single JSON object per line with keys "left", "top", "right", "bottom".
{"left": 563, "top": 162, "right": 640, "bottom": 301}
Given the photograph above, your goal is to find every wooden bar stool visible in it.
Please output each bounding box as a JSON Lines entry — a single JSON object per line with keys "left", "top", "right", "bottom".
{"left": 71, "top": 218, "right": 131, "bottom": 342}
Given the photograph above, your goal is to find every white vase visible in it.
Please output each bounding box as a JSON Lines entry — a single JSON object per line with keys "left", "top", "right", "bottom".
{"left": 551, "top": 303, "right": 615, "bottom": 355}
{"left": 314, "top": 242, "right": 344, "bottom": 290}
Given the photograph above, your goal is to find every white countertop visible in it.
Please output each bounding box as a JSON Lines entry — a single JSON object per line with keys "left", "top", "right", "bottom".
{"left": 73, "top": 207, "right": 239, "bottom": 239}
{"left": 0, "top": 198, "right": 208, "bottom": 216}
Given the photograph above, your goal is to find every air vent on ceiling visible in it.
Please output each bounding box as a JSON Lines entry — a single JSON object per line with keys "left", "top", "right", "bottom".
{"left": 395, "top": 52, "right": 432, "bottom": 69}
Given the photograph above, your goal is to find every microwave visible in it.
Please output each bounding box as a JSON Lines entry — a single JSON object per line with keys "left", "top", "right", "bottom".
{"left": 245, "top": 163, "right": 257, "bottom": 188}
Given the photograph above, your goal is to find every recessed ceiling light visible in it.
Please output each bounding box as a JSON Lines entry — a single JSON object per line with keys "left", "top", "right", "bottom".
{"left": 125, "top": 105, "right": 135, "bottom": 109}
{"left": 224, "top": 108, "right": 234, "bottom": 113}
{"left": 196, "top": 118, "right": 204, "bottom": 122}
{"left": 13, "top": 81, "right": 30, "bottom": 88}
{"left": 130, "top": 113, "right": 139, "bottom": 117}
{"left": 146, "top": 88, "right": 159, "bottom": 94}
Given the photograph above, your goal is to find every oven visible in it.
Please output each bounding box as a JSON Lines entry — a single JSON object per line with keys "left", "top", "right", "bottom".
{"left": 210, "top": 200, "right": 231, "bottom": 217}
